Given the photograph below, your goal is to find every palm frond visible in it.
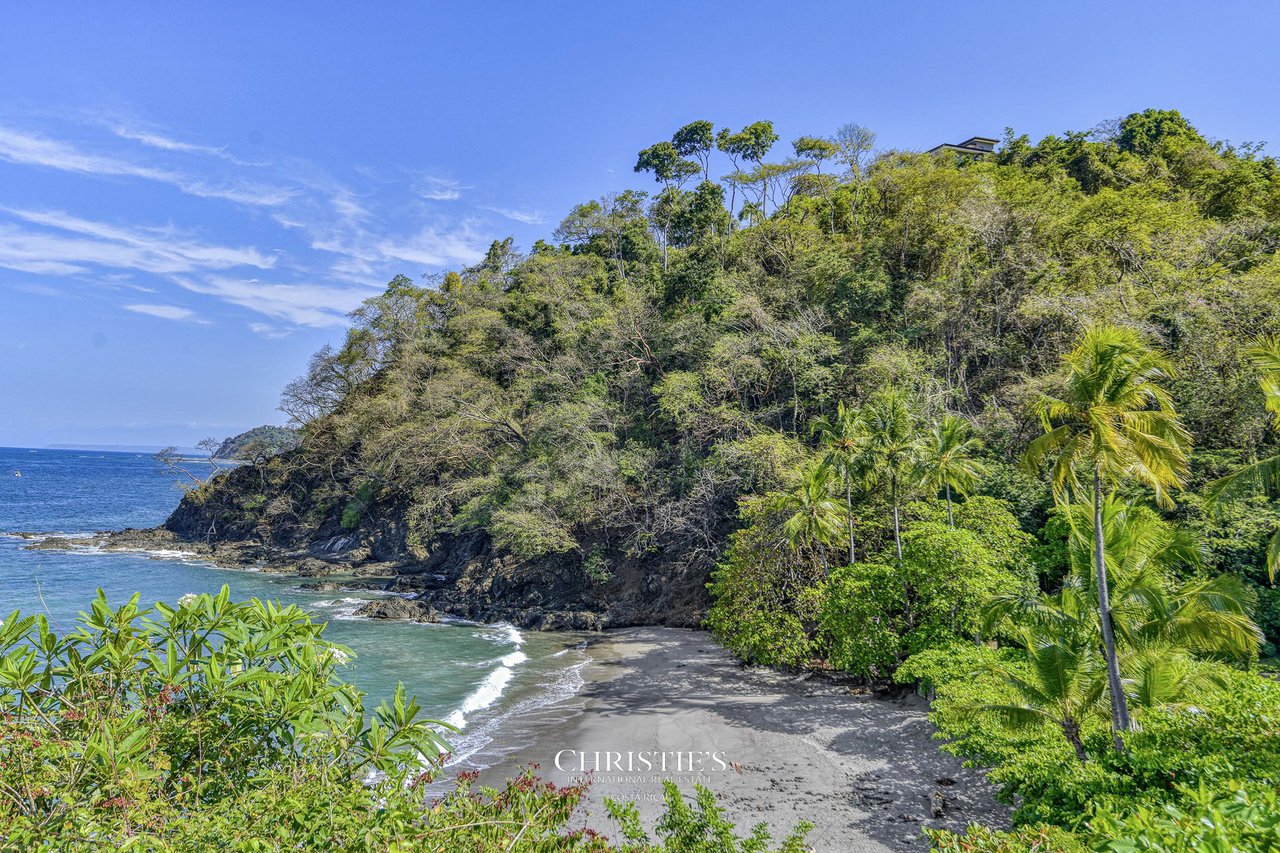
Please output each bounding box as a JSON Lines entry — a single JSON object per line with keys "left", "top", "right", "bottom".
{"left": 1245, "top": 335, "right": 1280, "bottom": 427}
{"left": 1204, "top": 453, "right": 1280, "bottom": 503}
{"left": 979, "top": 703, "right": 1055, "bottom": 730}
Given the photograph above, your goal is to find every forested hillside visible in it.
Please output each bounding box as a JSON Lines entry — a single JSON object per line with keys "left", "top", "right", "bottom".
{"left": 212, "top": 425, "right": 299, "bottom": 461}
{"left": 171, "top": 108, "right": 1280, "bottom": 637}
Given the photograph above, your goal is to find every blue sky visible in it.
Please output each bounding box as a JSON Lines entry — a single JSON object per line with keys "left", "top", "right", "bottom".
{"left": 2, "top": 1, "right": 1277, "bottom": 448}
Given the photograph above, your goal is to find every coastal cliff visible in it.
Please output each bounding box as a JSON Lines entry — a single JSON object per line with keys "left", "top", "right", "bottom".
{"left": 160, "top": 459, "right": 719, "bottom": 630}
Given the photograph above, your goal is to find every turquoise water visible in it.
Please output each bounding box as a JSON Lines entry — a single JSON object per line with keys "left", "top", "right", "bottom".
{"left": 0, "top": 447, "right": 586, "bottom": 769}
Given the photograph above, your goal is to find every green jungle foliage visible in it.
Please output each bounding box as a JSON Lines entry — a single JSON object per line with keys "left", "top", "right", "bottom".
{"left": 0, "top": 592, "right": 810, "bottom": 851}
{"left": 235, "top": 109, "right": 1277, "bottom": 593}
{"left": 212, "top": 425, "right": 300, "bottom": 462}
{"left": 200, "top": 108, "right": 1280, "bottom": 850}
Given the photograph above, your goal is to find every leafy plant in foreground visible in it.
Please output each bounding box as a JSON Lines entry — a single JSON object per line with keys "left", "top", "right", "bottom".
{"left": 0, "top": 587, "right": 449, "bottom": 843}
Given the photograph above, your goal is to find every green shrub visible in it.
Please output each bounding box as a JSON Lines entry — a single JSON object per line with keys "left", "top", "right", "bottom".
{"left": 0, "top": 587, "right": 448, "bottom": 847}
{"left": 820, "top": 561, "right": 904, "bottom": 677}
{"left": 916, "top": 651, "right": 1280, "bottom": 834}
{"left": 606, "top": 780, "right": 813, "bottom": 852}
{"left": 707, "top": 496, "right": 824, "bottom": 666}
{"left": 0, "top": 591, "right": 813, "bottom": 851}
{"left": 818, "top": 524, "right": 1024, "bottom": 678}
{"left": 1088, "top": 783, "right": 1280, "bottom": 852}
{"left": 926, "top": 823, "right": 1086, "bottom": 852}
{"left": 900, "top": 522, "right": 1024, "bottom": 646}
{"left": 340, "top": 480, "right": 379, "bottom": 529}
{"left": 907, "top": 496, "right": 1038, "bottom": 585}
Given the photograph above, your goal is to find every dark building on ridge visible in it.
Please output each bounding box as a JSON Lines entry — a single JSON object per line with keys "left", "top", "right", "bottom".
{"left": 927, "top": 136, "right": 998, "bottom": 157}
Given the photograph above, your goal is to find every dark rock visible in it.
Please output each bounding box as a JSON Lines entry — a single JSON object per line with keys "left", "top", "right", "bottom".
{"left": 302, "top": 579, "right": 390, "bottom": 592}
{"left": 931, "top": 790, "right": 946, "bottom": 818}
{"left": 294, "top": 558, "right": 336, "bottom": 577}
{"left": 357, "top": 598, "right": 440, "bottom": 622}
{"left": 531, "top": 610, "right": 604, "bottom": 631}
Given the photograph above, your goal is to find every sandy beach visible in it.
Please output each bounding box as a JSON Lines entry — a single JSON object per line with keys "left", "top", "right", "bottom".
{"left": 481, "top": 627, "right": 1010, "bottom": 852}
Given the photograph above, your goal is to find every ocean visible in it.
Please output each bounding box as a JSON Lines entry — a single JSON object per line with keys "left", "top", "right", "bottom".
{"left": 0, "top": 446, "right": 587, "bottom": 770}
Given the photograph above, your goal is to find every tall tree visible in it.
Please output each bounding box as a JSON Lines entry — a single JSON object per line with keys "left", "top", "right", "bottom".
{"left": 793, "top": 135, "right": 840, "bottom": 232}
{"left": 672, "top": 120, "right": 715, "bottom": 182}
{"left": 834, "top": 123, "right": 876, "bottom": 230}
{"left": 634, "top": 142, "right": 699, "bottom": 269}
{"left": 1024, "top": 324, "right": 1191, "bottom": 748}
{"left": 834, "top": 122, "right": 876, "bottom": 177}
{"left": 856, "top": 388, "right": 922, "bottom": 566}
{"left": 811, "top": 401, "right": 864, "bottom": 565}
{"left": 770, "top": 463, "right": 845, "bottom": 571}
{"left": 919, "top": 414, "right": 987, "bottom": 527}
{"left": 554, "top": 190, "right": 652, "bottom": 278}
{"left": 716, "top": 121, "right": 779, "bottom": 216}
{"left": 1206, "top": 335, "right": 1280, "bottom": 583}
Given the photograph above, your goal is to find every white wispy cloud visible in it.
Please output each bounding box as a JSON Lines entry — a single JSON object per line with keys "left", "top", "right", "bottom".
{"left": 414, "top": 175, "right": 467, "bottom": 201}
{"left": 124, "top": 303, "right": 207, "bottom": 323}
{"left": 109, "top": 124, "right": 231, "bottom": 159}
{"left": 9, "top": 282, "right": 64, "bottom": 298}
{"left": 175, "top": 276, "right": 372, "bottom": 327}
{"left": 180, "top": 180, "right": 297, "bottom": 206}
{"left": 310, "top": 219, "right": 489, "bottom": 284}
{"left": 0, "top": 113, "right": 541, "bottom": 332}
{"left": 484, "top": 205, "right": 546, "bottom": 225}
{"left": 248, "top": 322, "right": 293, "bottom": 339}
{"left": 0, "top": 126, "right": 295, "bottom": 207}
{"left": 0, "top": 209, "right": 276, "bottom": 276}
{"left": 0, "top": 231, "right": 86, "bottom": 274}
{"left": 374, "top": 223, "right": 490, "bottom": 268}
{"left": 330, "top": 189, "right": 372, "bottom": 222}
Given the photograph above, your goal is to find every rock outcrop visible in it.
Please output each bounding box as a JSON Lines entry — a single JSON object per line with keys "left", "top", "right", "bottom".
{"left": 151, "top": 461, "right": 713, "bottom": 631}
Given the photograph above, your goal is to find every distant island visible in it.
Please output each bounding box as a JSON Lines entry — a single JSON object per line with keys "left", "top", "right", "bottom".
{"left": 43, "top": 426, "right": 298, "bottom": 461}
{"left": 46, "top": 444, "right": 205, "bottom": 455}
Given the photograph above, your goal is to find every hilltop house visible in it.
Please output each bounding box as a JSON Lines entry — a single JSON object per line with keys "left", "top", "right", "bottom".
{"left": 928, "top": 136, "right": 998, "bottom": 156}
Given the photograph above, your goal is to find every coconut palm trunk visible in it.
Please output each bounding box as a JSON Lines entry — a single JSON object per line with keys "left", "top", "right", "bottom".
{"left": 1094, "top": 468, "right": 1131, "bottom": 749}
{"left": 1063, "top": 717, "right": 1088, "bottom": 763}
{"left": 945, "top": 483, "right": 954, "bottom": 528}
{"left": 845, "top": 478, "right": 857, "bottom": 566}
{"left": 892, "top": 472, "right": 903, "bottom": 566}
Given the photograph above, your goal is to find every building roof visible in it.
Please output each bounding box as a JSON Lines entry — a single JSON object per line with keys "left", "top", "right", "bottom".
{"left": 927, "top": 135, "right": 998, "bottom": 156}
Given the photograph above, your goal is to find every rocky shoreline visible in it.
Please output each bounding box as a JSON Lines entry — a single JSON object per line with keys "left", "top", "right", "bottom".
{"left": 15, "top": 527, "right": 614, "bottom": 630}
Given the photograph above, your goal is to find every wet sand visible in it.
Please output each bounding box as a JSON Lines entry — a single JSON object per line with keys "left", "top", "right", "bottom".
{"left": 479, "top": 627, "right": 1010, "bottom": 851}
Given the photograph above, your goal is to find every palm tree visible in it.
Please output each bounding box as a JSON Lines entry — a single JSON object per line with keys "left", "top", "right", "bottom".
{"left": 989, "top": 497, "right": 1262, "bottom": 664}
{"left": 919, "top": 413, "right": 988, "bottom": 527}
{"left": 1024, "top": 324, "right": 1191, "bottom": 747}
{"left": 981, "top": 556, "right": 1242, "bottom": 765}
{"left": 856, "top": 388, "right": 922, "bottom": 566}
{"left": 1207, "top": 335, "right": 1280, "bottom": 583}
{"left": 981, "top": 623, "right": 1108, "bottom": 763}
{"left": 1059, "top": 497, "right": 1262, "bottom": 660}
{"left": 770, "top": 463, "right": 845, "bottom": 571}
{"left": 1124, "top": 646, "right": 1229, "bottom": 712}
{"left": 982, "top": 625, "right": 1227, "bottom": 763}
{"left": 811, "top": 401, "right": 864, "bottom": 565}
